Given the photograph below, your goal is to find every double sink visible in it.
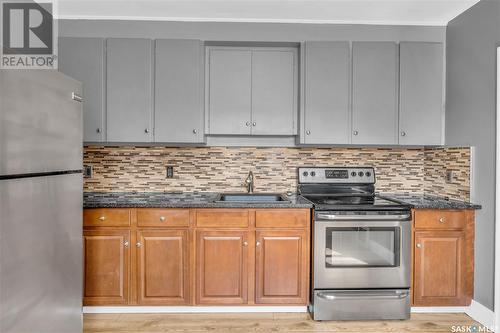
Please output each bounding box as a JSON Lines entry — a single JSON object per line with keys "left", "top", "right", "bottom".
{"left": 214, "top": 193, "right": 291, "bottom": 203}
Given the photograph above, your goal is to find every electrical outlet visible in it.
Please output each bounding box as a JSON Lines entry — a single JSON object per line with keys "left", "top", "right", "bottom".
{"left": 166, "top": 166, "right": 174, "bottom": 178}
{"left": 83, "top": 165, "right": 93, "bottom": 178}
{"left": 446, "top": 170, "right": 455, "bottom": 183}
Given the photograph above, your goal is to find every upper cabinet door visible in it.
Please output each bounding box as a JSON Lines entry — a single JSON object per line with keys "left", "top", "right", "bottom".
{"left": 208, "top": 49, "right": 252, "bottom": 135}
{"left": 301, "top": 42, "right": 350, "bottom": 144}
{"left": 106, "top": 38, "right": 153, "bottom": 142}
{"left": 251, "top": 49, "right": 297, "bottom": 135}
{"left": 155, "top": 39, "right": 205, "bottom": 143}
{"left": 58, "top": 37, "right": 105, "bottom": 142}
{"left": 352, "top": 42, "right": 398, "bottom": 145}
{"left": 399, "top": 42, "right": 444, "bottom": 146}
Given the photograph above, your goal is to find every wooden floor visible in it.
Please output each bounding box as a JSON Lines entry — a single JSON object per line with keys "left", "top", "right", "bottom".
{"left": 84, "top": 312, "right": 479, "bottom": 332}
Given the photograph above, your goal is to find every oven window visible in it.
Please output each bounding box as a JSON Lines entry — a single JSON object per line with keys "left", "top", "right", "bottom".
{"left": 325, "top": 227, "right": 400, "bottom": 268}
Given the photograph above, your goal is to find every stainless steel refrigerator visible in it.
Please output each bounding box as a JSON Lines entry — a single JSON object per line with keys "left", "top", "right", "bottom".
{"left": 0, "top": 70, "right": 83, "bottom": 333}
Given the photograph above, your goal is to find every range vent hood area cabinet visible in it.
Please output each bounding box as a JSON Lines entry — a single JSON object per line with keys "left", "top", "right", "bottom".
{"left": 58, "top": 38, "right": 444, "bottom": 146}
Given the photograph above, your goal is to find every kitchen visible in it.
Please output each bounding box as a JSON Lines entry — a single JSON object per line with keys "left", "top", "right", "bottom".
{"left": 0, "top": 0, "right": 498, "bottom": 332}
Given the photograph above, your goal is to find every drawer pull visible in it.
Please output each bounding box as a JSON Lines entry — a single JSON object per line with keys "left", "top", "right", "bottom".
{"left": 159, "top": 216, "right": 166, "bottom": 222}
{"left": 98, "top": 216, "right": 106, "bottom": 221}
{"left": 243, "top": 241, "right": 248, "bottom": 247}
{"left": 416, "top": 243, "right": 422, "bottom": 248}
{"left": 136, "top": 242, "right": 141, "bottom": 248}
{"left": 256, "top": 241, "right": 261, "bottom": 247}
{"left": 124, "top": 241, "right": 129, "bottom": 248}
{"left": 439, "top": 217, "right": 445, "bottom": 223}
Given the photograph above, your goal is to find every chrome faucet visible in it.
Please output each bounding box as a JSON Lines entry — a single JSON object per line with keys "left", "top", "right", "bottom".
{"left": 244, "top": 171, "right": 254, "bottom": 194}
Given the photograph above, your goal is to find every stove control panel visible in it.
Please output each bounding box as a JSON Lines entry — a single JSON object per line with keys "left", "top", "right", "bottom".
{"left": 298, "top": 167, "right": 375, "bottom": 184}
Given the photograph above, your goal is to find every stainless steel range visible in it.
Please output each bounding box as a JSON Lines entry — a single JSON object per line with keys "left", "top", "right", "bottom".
{"left": 299, "top": 167, "right": 412, "bottom": 321}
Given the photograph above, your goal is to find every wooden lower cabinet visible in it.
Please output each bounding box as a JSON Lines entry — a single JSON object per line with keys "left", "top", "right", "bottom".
{"left": 196, "top": 230, "right": 249, "bottom": 304}
{"left": 412, "top": 209, "right": 474, "bottom": 306}
{"left": 83, "top": 229, "right": 130, "bottom": 305}
{"left": 137, "top": 230, "right": 189, "bottom": 305}
{"left": 255, "top": 229, "right": 309, "bottom": 304}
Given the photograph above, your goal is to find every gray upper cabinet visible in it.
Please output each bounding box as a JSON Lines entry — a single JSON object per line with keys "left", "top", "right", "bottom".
{"left": 155, "top": 39, "right": 204, "bottom": 143}
{"left": 251, "top": 49, "right": 297, "bottom": 135}
{"left": 58, "top": 37, "right": 105, "bottom": 143}
{"left": 106, "top": 38, "right": 153, "bottom": 142}
{"left": 352, "top": 42, "right": 398, "bottom": 145}
{"left": 301, "top": 42, "right": 350, "bottom": 144}
{"left": 207, "top": 46, "right": 298, "bottom": 136}
{"left": 399, "top": 42, "right": 444, "bottom": 145}
{"left": 208, "top": 48, "right": 252, "bottom": 135}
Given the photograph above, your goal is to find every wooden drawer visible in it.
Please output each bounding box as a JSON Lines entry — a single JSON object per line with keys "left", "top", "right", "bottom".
{"left": 137, "top": 209, "right": 189, "bottom": 227}
{"left": 84, "top": 208, "right": 131, "bottom": 227}
{"left": 414, "top": 209, "right": 467, "bottom": 230}
{"left": 256, "top": 209, "right": 310, "bottom": 228}
{"left": 196, "top": 209, "right": 249, "bottom": 228}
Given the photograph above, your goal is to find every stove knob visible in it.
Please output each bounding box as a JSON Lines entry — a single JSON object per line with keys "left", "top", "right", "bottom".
{"left": 303, "top": 171, "right": 309, "bottom": 177}
{"left": 351, "top": 171, "right": 356, "bottom": 177}
{"left": 366, "top": 171, "right": 371, "bottom": 177}
{"left": 310, "top": 171, "right": 316, "bottom": 177}
{"left": 358, "top": 171, "right": 364, "bottom": 177}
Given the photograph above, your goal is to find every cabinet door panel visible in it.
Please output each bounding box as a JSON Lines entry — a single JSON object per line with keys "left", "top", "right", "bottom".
{"left": 107, "top": 38, "right": 153, "bottom": 142}
{"left": 83, "top": 230, "right": 130, "bottom": 305}
{"left": 414, "top": 231, "right": 466, "bottom": 306}
{"left": 196, "top": 230, "right": 248, "bottom": 304}
{"left": 137, "top": 230, "right": 189, "bottom": 304}
{"left": 302, "top": 42, "right": 350, "bottom": 144}
{"left": 251, "top": 50, "right": 296, "bottom": 135}
{"left": 208, "top": 49, "right": 252, "bottom": 135}
{"left": 352, "top": 42, "right": 398, "bottom": 144}
{"left": 155, "top": 39, "right": 204, "bottom": 143}
{"left": 255, "top": 230, "right": 308, "bottom": 304}
{"left": 58, "top": 37, "right": 105, "bottom": 142}
{"left": 399, "top": 42, "right": 444, "bottom": 145}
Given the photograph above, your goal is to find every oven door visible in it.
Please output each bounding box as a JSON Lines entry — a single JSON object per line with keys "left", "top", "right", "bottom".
{"left": 313, "top": 212, "right": 411, "bottom": 289}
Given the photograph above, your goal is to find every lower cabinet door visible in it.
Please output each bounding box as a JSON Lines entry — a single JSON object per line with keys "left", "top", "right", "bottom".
{"left": 137, "top": 230, "right": 190, "bottom": 305}
{"left": 413, "top": 230, "right": 467, "bottom": 306}
{"left": 255, "top": 230, "right": 309, "bottom": 304}
{"left": 196, "top": 230, "right": 249, "bottom": 304}
{"left": 83, "top": 229, "right": 130, "bottom": 305}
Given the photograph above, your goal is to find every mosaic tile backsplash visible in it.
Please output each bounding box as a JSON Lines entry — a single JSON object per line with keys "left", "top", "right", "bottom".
{"left": 83, "top": 146, "right": 470, "bottom": 201}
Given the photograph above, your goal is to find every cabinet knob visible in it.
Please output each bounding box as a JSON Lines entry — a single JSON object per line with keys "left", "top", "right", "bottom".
{"left": 145, "top": 128, "right": 150, "bottom": 134}
{"left": 439, "top": 217, "right": 445, "bottom": 223}
{"left": 246, "top": 122, "right": 251, "bottom": 127}
{"left": 353, "top": 130, "right": 359, "bottom": 136}
{"left": 98, "top": 216, "right": 106, "bottom": 221}
{"left": 306, "top": 130, "right": 311, "bottom": 135}
{"left": 401, "top": 131, "right": 406, "bottom": 137}
{"left": 136, "top": 242, "right": 141, "bottom": 248}
{"left": 159, "top": 216, "right": 166, "bottom": 222}
{"left": 96, "top": 128, "right": 101, "bottom": 133}
{"left": 252, "top": 122, "right": 256, "bottom": 127}
{"left": 243, "top": 241, "right": 248, "bottom": 247}
{"left": 124, "top": 241, "right": 129, "bottom": 248}
{"left": 256, "top": 241, "right": 261, "bottom": 247}
{"left": 193, "top": 129, "right": 197, "bottom": 134}
{"left": 416, "top": 243, "right": 422, "bottom": 248}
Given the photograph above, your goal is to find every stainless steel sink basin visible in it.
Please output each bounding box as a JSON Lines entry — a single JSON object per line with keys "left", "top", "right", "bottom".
{"left": 214, "top": 193, "right": 291, "bottom": 203}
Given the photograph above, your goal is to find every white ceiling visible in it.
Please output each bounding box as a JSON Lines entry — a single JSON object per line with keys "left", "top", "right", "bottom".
{"left": 56, "top": 0, "right": 481, "bottom": 26}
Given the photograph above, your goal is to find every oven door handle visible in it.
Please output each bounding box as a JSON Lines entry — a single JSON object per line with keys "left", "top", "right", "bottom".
{"left": 317, "top": 291, "right": 410, "bottom": 300}
{"left": 315, "top": 213, "right": 411, "bottom": 221}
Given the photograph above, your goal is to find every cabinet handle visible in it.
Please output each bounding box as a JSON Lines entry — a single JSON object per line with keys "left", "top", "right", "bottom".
{"left": 246, "top": 122, "right": 251, "bottom": 127}
{"left": 439, "top": 217, "right": 445, "bottom": 223}
{"left": 256, "top": 241, "right": 261, "bottom": 247}
{"left": 353, "top": 130, "right": 359, "bottom": 136}
{"left": 416, "top": 243, "right": 422, "bottom": 248}
{"left": 243, "top": 241, "right": 248, "bottom": 247}
{"left": 72, "top": 92, "right": 83, "bottom": 102}
{"left": 159, "top": 216, "right": 166, "bottom": 222}
{"left": 306, "top": 130, "right": 311, "bottom": 135}
{"left": 136, "top": 242, "right": 141, "bottom": 248}
{"left": 145, "top": 129, "right": 150, "bottom": 134}
{"left": 252, "top": 122, "right": 256, "bottom": 127}
{"left": 124, "top": 241, "right": 129, "bottom": 248}
{"left": 193, "top": 129, "right": 197, "bottom": 134}
{"left": 400, "top": 131, "right": 406, "bottom": 137}
{"left": 98, "top": 216, "right": 106, "bottom": 221}
{"left": 96, "top": 128, "right": 101, "bottom": 133}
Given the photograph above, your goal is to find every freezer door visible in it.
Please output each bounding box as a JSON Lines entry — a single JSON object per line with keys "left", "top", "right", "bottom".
{"left": 0, "top": 173, "right": 83, "bottom": 333}
{"left": 0, "top": 70, "right": 83, "bottom": 176}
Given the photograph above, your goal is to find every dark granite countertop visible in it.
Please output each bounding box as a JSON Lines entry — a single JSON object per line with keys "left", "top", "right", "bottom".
{"left": 379, "top": 194, "right": 481, "bottom": 210}
{"left": 83, "top": 192, "right": 313, "bottom": 209}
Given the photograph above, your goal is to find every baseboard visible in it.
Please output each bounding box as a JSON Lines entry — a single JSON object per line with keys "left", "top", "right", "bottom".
{"left": 465, "top": 300, "right": 495, "bottom": 329}
{"left": 411, "top": 306, "right": 469, "bottom": 313}
{"left": 83, "top": 306, "right": 308, "bottom": 314}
